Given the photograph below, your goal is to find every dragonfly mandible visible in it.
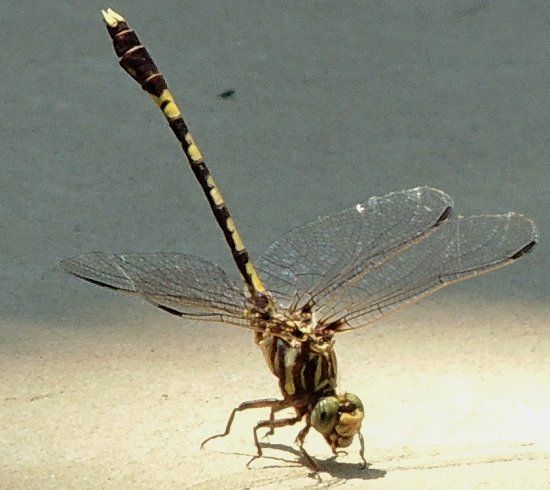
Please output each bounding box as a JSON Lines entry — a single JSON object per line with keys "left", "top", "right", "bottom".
{"left": 60, "top": 9, "right": 538, "bottom": 471}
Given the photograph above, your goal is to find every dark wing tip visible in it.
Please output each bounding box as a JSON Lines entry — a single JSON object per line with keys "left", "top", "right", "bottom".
{"left": 79, "top": 275, "right": 122, "bottom": 291}
{"left": 436, "top": 205, "right": 453, "bottom": 226}
{"left": 510, "top": 240, "right": 537, "bottom": 260}
{"left": 508, "top": 213, "right": 538, "bottom": 260}
{"left": 58, "top": 254, "right": 125, "bottom": 292}
{"left": 153, "top": 303, "right": 185, "bottom": 317}
{"left": 59, "top": 260, "right": 123, "bottom": 292}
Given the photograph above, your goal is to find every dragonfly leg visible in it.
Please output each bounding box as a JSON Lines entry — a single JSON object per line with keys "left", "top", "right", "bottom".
{"left": 201, "top": 398, "right": 290, "bottom": 449}
{"left": 247, "top": 414, "right": 303, "bottom": 468}
{"left": 331, "top": 447, "right": 348, "bottom": 457}
{"left": 357, "top": 430, "right": 367, "bottom": 469}
{"left": 262, "top": 408, "right": 276, "bottom": 438}
{"left": 263, "top": 405, "right": 286, "bottom": 438}
{"left": 295, "top": 420, "right": 321, "bottom": 471}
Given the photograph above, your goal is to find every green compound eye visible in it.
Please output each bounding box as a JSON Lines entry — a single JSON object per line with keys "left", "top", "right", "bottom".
{"left": 345, "top": 393, "right": 364, "bottom": 412}
{"left": 311, "top": 396, "right": 340, "bottom": 434}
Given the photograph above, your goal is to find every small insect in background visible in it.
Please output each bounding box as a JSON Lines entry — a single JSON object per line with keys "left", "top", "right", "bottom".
{"left": 217, "top": 89, "right": 235, "bottom": 100}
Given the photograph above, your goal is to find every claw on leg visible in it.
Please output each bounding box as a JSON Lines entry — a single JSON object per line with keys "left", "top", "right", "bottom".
{"left": 246, "top": 452, "right": 261, "bottom": 469}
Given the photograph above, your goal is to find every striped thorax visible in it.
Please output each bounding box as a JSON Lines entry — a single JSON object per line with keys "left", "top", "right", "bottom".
{"left": 252, "top": 303, "right": 365, "bottom": 453}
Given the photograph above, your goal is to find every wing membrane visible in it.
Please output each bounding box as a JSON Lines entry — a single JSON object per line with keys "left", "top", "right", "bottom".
{"left": 318, "top": 212, "right": 538, "bottom": 331}
{"left": 60, "top": 191, "right": 537, "bottom": 334}
{"left": 59, "top": 252, "right": 250, "bottom": 327}
{"left": 259, "top": 187, "right": 454, "bottom": 308}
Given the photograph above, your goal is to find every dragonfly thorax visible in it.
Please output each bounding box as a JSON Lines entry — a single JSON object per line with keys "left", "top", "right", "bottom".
{"left": 247, "top": 295, "right": 323, "bottom": 347}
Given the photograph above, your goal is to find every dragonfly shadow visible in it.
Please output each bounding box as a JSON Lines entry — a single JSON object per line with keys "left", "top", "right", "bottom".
{"left": 229, "top": 442, "right": 387, "bottom": 481}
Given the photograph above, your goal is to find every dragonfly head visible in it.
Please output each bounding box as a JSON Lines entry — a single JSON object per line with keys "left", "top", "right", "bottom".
{"left": 310, "top": 393, "right": 364, "bottom": 449}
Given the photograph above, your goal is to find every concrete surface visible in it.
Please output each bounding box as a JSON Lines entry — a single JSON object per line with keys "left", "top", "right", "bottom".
{"left": 1, "top": 1, "right": 548, "bottom": 488}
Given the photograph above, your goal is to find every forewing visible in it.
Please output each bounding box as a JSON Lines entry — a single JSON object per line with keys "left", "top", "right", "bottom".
{"left": 59, "top": 252, "right": 250, "bottom": 326}
{"left": 259, "top": 187, "right": 453, "bottom": 308}
{"left": 318, "top": 212, "right": 538, "bottom": 332}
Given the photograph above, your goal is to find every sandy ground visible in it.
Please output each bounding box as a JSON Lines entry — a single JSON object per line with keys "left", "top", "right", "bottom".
{"left": 2, "top": 1, "right": 549, "bottom": 488}
{"left": 2, "top": 298, "right": 549, "bottom": 488}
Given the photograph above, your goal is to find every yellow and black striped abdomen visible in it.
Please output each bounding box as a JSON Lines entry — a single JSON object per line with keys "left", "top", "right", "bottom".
{"left": 259, "top": 336, "right": 337, "bottom": 400}
{"left": 101, "top": 9, "right": 266, "bottom": 300}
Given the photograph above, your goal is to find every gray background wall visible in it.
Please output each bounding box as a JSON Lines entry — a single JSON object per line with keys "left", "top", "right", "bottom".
{"left": 2, "top": 0, "right": 547, "bottom": 325}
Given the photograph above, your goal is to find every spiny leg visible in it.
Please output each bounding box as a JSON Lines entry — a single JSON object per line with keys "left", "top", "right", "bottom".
{"left": 295, "top": 420, "right": 320, "bottom": 471}
{"left": 247, "top": 415, "right": 303, "bottom": 468}
{"left": 201, "top": 398, "right": 290, "bottom": 449}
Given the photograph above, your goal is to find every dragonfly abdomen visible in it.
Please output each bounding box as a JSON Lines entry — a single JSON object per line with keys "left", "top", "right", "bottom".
{"left": 101, "top": 8, "right": 267, "bottom": 300}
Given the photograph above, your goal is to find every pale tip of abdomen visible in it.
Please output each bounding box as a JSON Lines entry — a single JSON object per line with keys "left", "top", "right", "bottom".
{"left": 101, "top": 8, "right": 125, "bottom": 27}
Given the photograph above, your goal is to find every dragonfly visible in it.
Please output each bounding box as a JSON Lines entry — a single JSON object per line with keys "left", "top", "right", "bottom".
{"left": 60, "top": 9, "right": 538, "bottom": 471}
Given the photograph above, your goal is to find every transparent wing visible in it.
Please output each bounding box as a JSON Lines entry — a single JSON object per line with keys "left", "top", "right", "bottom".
{"left": 258, "top": 187, "right": 454, "bottom": 309}
{"left": 317, "top": 212, "right": 538, "bottom": 332}
{"left": 59, "top": 252, "right": 250, "bottom": 327}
